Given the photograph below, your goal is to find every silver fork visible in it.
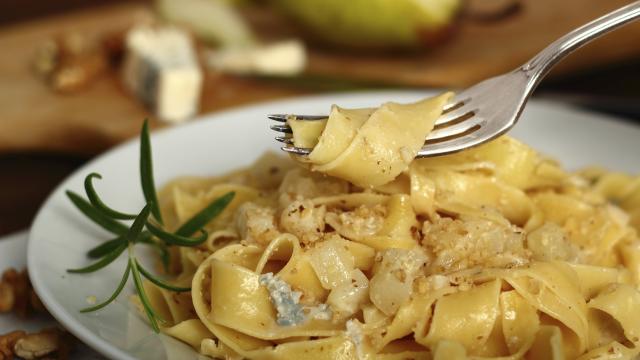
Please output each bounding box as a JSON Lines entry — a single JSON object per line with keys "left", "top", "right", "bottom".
{"left": 269, "top": 2, "right": 640, "bottom": 157}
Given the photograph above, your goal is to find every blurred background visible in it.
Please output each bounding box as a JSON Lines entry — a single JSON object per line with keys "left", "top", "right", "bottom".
{"left": 0, "top": 0, "right": 639, "bottom": 236}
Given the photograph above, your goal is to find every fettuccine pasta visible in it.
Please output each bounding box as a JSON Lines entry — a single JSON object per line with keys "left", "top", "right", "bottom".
{"left": 138, "top": 94, "right": 640, "bottom": 360}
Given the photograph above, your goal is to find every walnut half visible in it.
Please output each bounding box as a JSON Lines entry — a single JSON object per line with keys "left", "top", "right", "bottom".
{"left": 0, "top": 268, "right": 46, "bottom": 318}
{"left": 0, "top": 328, "right": 73, "bottom": 360}
{"left": 0, "top": 331, "right": 25, "bottom": 360}
{"left": 14, "top": 329, "right": 61, "bottom": 360}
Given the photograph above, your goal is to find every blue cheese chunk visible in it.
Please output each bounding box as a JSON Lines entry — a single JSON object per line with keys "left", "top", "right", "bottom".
{"left": 259, "top": 272, "right": 306, "bottom": 326}
{"left": 259, "top": 272, "right": 333, "bottom": 326}
{"left": 346, "top": 319, "right": 366, "bottom": 360}
{"left": 308, "top": 303, "right": 332, "bottom": 321}
{"left": 123, "top": 25, "right": 203, "bottom": 123}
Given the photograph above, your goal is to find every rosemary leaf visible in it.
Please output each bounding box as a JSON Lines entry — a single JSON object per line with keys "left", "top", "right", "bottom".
{"left": 175, "top": 192, "right": 235, "bottom": 237}
{"left": 130, "top": 257, "right": 161, "bottom": 332}
{"left": 125, "top": 204, "right": 151, "bottom": 245}
{"left": 146, "top": 221, "right": 208, "bottom": 247}
{"left": 67, "top": 242, "right": 127, "bottom": 273}
{"left": 89, "top": 231, "right": 155, "bottom": 259}
{"left": 136, "top": 260, "right": 190, "bottom": 292}
{"left": 87, "top": 237, "right": 125, "bottom": 259}
{"left": 66, "top": 191, "right": 128, "bottom": 235}
{"left": 84, "top": 173, "right": 137, "bottom": 220}
{"left": 80, "top": 262, "right": 131, "bottom": 313}
{"left": 140, "top": 120, "right": 163, "bottom": 224}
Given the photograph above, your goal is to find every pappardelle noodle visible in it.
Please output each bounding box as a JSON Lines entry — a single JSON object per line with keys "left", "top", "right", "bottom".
{"left": 138, "top": 94, "right": 640, "bottom": 359}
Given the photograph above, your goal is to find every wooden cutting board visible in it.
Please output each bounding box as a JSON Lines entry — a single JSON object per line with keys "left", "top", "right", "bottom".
{"left": 0, "top": 1, "right": 638, "bottom": 155}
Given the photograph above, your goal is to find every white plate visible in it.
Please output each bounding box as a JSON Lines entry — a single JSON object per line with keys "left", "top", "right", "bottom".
{"left": 28, "top": 91, "right": 640, "bottom": 360}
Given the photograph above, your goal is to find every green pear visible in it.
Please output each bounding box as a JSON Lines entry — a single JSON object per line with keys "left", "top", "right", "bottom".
{"left": 274, "top": 0, "right": 462, "bottom": 49}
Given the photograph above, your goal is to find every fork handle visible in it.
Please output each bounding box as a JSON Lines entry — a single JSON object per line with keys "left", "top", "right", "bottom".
{"left": 521, "top": 1, "right": 640, "bottom": 85}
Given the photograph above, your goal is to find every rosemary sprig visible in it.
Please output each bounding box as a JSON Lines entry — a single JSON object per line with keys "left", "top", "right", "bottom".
{"left": 130, "top": 256, "right": 162, "bottom": 332}
{"left": 125, "top": 204, "right": 151, "bottom": 243}
{"left": 175, "top": 191, "right": 235, "bottom": 237}
{"left": 140, "top": 120, "right": 163, "bottom": 224}
{"left": 67, "top": 242, "right": 127, "bottom": 274}
{"left": 86, "top": 232, "right": 157, "bottom": 259}
{"left": 66, "top": 191, "right": 128, "bottom": 235}
{"left": 125, "top": 205, "right": 165, "bottom": 332}
{"left": 66, "top": 120, "right": 234, "bottom": 332}
{"left": 135, "top": 259, "right": 190, "bottom": 293}
{"left": 146, "top": 221, "right": 208, "bottom": 247}
{"left": 87, "top": 237, "right": 124, "bottom": 258}
{"left": 80, "top": 262, "right": 131, "bottom": 313}
{"left": 84, "top": 173, "right": 137, "bottom": 220}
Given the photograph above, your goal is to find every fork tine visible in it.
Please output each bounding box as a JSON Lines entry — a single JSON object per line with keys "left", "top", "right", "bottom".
{"left": 268, "top": 114, "right": 328, "bottom": 122}
{"left": 268, "top": 114, "right": 289, "bottom": 122}
{"left": 294, "top": 115, "right": 328, "bottom": 121}
{"left": 434, "top": 105, "right": 475, "bottom": 128}
{"left": 427, "top": 115, "right": 484, "bottom": 142}
{"left": 281, "top": 146, "right": 312, "bottom": 155}
{"left": 275, "top": 136, "right": 293, "bottom": 144}
{"left": 441, "top": 99, "right": 465, "bottom": 115}
{"left": 418, "top": 122, "right": 499, "bottom": 157}
{"left": 270, "top": 124, "right": 292, "bottom": 133}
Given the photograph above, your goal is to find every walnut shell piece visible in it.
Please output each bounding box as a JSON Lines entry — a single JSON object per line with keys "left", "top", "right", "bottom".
{"left": 13, "top": 329, "right": 61, "bottom": 360}
{"left": 0, "top": 267, "right": 47, "bottom": 318}
{"left": 0, "top": 330, "right": 26, "bottom": 360}
{"left": 0, "top": 281, "right": 15, "bottom": 312}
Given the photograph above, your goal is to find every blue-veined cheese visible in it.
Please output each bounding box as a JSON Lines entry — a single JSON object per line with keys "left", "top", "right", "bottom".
{"left": 259, "top": 272, "right": 306, "bottom": 326}
{"left": 259, "top": 272, "right": 333, "bottom": 326}
{"left": 123, "top": 25, "right": 203, "bottom": 123}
